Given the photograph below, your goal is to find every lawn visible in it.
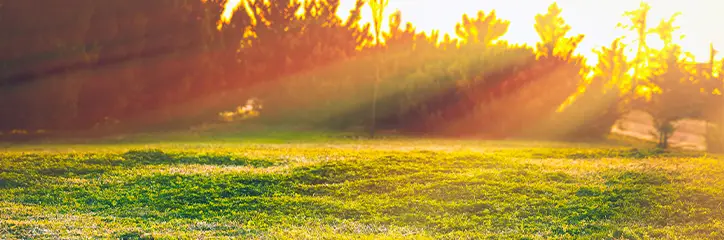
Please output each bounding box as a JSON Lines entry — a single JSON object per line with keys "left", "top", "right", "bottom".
{"left": 1, "top": 136, "right": 724, "bottom": 239}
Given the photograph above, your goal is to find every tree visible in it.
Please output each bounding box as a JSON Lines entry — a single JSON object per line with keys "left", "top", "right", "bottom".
{"left": 449, "top": 10, "right": 512, "bottom": 126}
{"left": 533, "top": 3, "right": 584, "bottom": 61}
{"left": 697, "top": 44, "right": 724, "bottom": 152}
{"left": 618, "top": 2, "right": 652, "bottom": 94}
{"left": 455, "top": 10, "right": 509, "bottom": 46}
{"left": 245, "top": 0, "right": 304, "bottom": 79}
{"left": 640, "top": 47, "right": 699, "bottom": 149}
{"left": 383, "top": 10, "right": 417, "bottom": 50}
{"left": 342, "top": 0, "right": 373, "bottom": 50}
{"left": 367, "top": 0, "right": 389, "bottom": 138}
{"left": 551, "top": 38, "right": 630, "bottom": 140}
{"left": 368, "top": 0, "right": 389, "bottom": 46}
{"left": 440, "top": 33, "right": 458, "bottom": 50}
{"left": 635, "top": 14, "right": 701, "bottom": 149}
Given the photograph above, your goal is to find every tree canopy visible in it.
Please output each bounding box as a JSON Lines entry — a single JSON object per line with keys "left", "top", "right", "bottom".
{"left": 1, "top": 0, "right": 722, "bottom": 150}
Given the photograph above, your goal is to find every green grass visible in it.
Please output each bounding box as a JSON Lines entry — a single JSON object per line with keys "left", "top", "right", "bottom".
{"left": 1, "top": 137, "right": 724, "bottom": 239}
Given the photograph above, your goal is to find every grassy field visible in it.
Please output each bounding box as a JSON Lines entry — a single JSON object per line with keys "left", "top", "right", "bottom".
{"left": 2, "top": 136, "right": 724, "bottom": 239}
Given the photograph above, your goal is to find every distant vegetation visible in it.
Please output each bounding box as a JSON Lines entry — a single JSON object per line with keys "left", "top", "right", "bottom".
{"left": 1, "top": 1, "right": 724, "bottom": 150}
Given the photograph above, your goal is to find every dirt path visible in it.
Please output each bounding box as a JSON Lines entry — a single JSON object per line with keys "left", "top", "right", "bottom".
{"left": 612, "top": 110, "right": 707, "bottom": 151}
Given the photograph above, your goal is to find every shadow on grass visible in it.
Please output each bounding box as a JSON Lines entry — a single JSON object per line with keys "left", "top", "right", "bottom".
{"left": 122, "top": 149, "right": 277, "bottom": 167}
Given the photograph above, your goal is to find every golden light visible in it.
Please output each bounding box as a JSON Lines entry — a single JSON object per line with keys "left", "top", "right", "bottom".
{"left": 337, "top": 0, "right": 724, "bottom": 65}
{"left": 221, "top": 0, "right": 243, "bottom": 23}
{"left": 219, "top": 0, "right": 724, "bottom": 65}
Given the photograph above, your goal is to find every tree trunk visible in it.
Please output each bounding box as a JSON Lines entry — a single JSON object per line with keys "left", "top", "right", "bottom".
{"left": 370, "top": 61, "right": 380, "bottom": 139}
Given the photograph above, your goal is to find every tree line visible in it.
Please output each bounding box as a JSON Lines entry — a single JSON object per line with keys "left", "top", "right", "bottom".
{"left": 0, "top": 0, "right": 368, "bottom": 131}
{"left": 1, "top": 1, "right": 722, "bottom": 150}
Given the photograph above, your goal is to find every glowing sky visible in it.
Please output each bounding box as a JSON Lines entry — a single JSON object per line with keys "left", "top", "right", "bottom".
{"left": 345, "top": 0, "right": 724, "bottom": 64}
{"left": 224, "top": 0, "right": 724, "bottom": 64}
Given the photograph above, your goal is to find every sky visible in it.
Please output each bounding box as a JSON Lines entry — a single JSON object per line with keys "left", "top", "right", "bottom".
{"left": 224, "top": 0, "right": 724, "bottom": 64}
{"left": 338, "top": 0, "right": 723, "bottom": 64}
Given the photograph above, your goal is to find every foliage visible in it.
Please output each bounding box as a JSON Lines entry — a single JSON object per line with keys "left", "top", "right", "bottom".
{"left": 513, "top": 4, "right": 591, "bottom": 139}
{"left": 632, "top": 14, "right": 704, "bottom": 149}
{"left": 368, "top": 0, "right": 389, "bottom": 46}
{"left": 1, "top": 0, "right": 723, "bottom": 148}
{"left": 0, "top": 0, "right": 369, "bottom": 131}
{"left": 256, "top": 39, "right": 577, "bottom": 137}
{"left": 218, "top": 98, "right": 263, "bottom": 122}
{"left": 383, "top": 10, "right": 419, "bottom": 51}
{"left": 454, "top": 10, "right": 510, "bottom": 46}
{"left": 685, "top": 44, "right": 724, "bottom": 152}
{"left": 534, "top": 3, "right": 585, "bottom": 61}
{"left": 366, "top": 0, "right": 390, "bottom": 138}
{"left": 551, "top": 39, "right": 630, "bottom": 140}
{"left": 617, "top": 2, "right": 652, "bottom": 93}
{"left": 639, "top": 50, "right": 700, "bottom": 149}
